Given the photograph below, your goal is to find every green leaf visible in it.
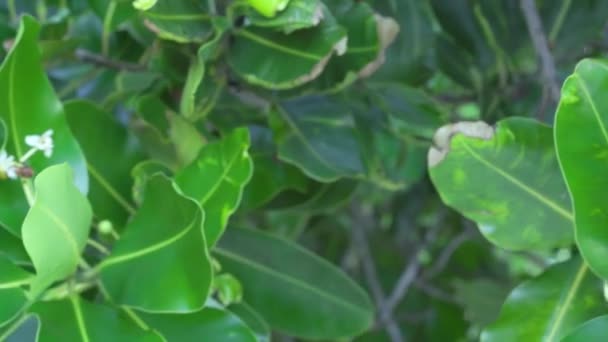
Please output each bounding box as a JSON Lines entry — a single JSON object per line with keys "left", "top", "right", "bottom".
{"left": 555, "top": 59, "right": 608, "bottom": 279}
{"left": 371, "top": 0, "right": 435, "bottom": 84}
{"left": 229, "top": 302, "right": 271, "bottom": 342}
{"left": 0, "top": 16, "right": 88, "bottom": 236}
{"left": 139, "top": 0, "right": 213, "bottom": 43}
{"left": 481, "top": 258, "right": 604, "bottom": 341}
{"left": 0, "top": 118, "right": 6, "bottom": 150}
{"left": 231, "top": 0, "right": 323, "bottom": 33}
{"left": 0, "top": 227, "right": 30, "bottom": 265}
{"left": 0, "top": 256, "right": 31, "bottom": 327}
{"left": 88, "top": 0, "right": 137, "bottom": 30}
{"left": 130, "top": 160, "right": 172, "bottom": 206}
{"left": 99, "top": 174, "right": 212, "bottom": 313}
{"left": 214, "top": 227, "right": 374, "bottom": 339}
{"left": 314, "top": 3, "right": 399, "bottom": 86}
{"left": 180, "top": 18, "right": 228, "bottom": 121}
{"left": 270, "top": 95, "right": 365, "bottom": 182}
{"left": 65, "top": 100, "right": 145, "bottom": 228}
{"left": 561, "top": 315, "right": 608, "bottom": 342}
{"left": 228, "top": 15, "right": 347, "bottom": 89}
{"left": 240, "top": 126, "right": 309, "bottom": 210}
{"left": 140, "top": 306, "right": 257, "bottom": 341}
{"left": 246, "top": 0, "right": 290, "bottom": 18}
{"left": 30, "top": 297, "right": 163, "bottom": 341}
{"left": 22, "top": 164, "right": 92, "bottom": 295}
{"left": 175, "top": 127, "right": 253, "bottom": 247}
{"left": 428, "top": 117, "right": 573, "bottom": 250}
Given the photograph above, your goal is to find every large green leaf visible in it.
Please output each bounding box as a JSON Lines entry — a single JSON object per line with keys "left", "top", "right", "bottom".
{"left": 99, "top": 174, "right": 211, "bottom": 313}
{"left": 481, "top": 258, "right": 604, "bottom": 341}
{"left": 228, "top": 13, "right": 346, "bottom": 89}
{"left": 175, "top": 127, "right": 253, "bottom": 247}
{"left": 214, "top": 227, "right": 374, "bottom": 339}
{"left": 555, "top": 59, "right": 608, "bottom": 279}
{"left": 140, "top": 306, "right": 257, "bottom": 341}
{"left": 270, "top": 95, "right": 365, "bottom": 182}
{"left": 562, "top": 315, "right": 608, "bottom": 342}
{"left": 22, "top": 164, "right": 92, "bottom": 295}
{"left": 65, "top": 100, "right": 145, "bottom": 228}
{"left": 30, "top": 297, "right": 163, "bottom": 341}
{"left": 138, "top": 0, "right": 213, "bottom": 43}
{"left": 240, "top": 126, "right": 309, "bottom": 210}
{"left": 0, "top": 16, "right": 88, "bottom": 236}
{"left": 371, "top": 0, "right": 435, "bottom": 84}
{"left": 429, "top": 117, "right": 573, "bottom": 250}
{"left": 0, "top": 256, "right": 31, "bottom": 327}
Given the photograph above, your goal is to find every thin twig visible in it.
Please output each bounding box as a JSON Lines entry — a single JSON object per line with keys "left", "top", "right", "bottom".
{"left": 421, "top": 228, "right": 476, "bottom": 280}
{"left": 520, "top": 0, "right": 560, "bottom": 118}
{"left": 414, "top": 280, "right": 458, "bottom": 304}
{"left": 351, "top": 203, "right": 404, "bottom": 342}
{"left": 75, "top": 49, "right": 147, "bottom": 72}
{"left": 379, "top": 223, "right": 443, "bottom": 324}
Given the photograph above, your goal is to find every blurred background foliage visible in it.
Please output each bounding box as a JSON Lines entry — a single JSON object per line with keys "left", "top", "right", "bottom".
{"left": 1, "top": 0, "right": 607, "bottom": 341}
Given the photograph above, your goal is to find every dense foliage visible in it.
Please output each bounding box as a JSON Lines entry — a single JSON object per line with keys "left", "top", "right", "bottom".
{"left": 1, "top": 0, "right": 608, "bottom": 341}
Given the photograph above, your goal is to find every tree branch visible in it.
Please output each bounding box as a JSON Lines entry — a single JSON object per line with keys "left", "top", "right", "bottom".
{"left": 520, "top": 0, "right": 560, "bottom": 115}
{"left": 74, "top": 49, "right": 147, "bottom": 72}
{"left": 351, "top": 203, "right": 404, "bottom": 342}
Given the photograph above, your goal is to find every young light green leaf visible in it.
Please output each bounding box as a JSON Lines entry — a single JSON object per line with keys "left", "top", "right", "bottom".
{"left": 22, "top": 164, "right": 92, "bottom": 295}
{"left": 0, "top": 16, "right": 88, "bottom": 237}
{"left": 231, "top": 0, "right": 323, "bottom": 33}
{"left": 139, "top": 306, "right": 257, "bottom": 341}
{"left": 175, "top": 127, "right": 253, "bottom": 247}
{"left": 429, "top": 117, "right": 573, "bottom": 250}
{"left": 65, "top": 100, "right": 145, "bottom": 229}
{"left": 246, "top": 0, "right": 290, "bottom": 18}
{"left": 228, "top": 13, "right": 346, "bottom": 89}
{"left": 140, "top": 0, "right": 213, "bottom": 43}
{"left": 270, "top": 95, "right": 365, "bottom": 182}
{"left": 555, "top": 59, "right": 608, "bottom": 280}
{"left": 133, "top": 0, "right": 158, "bottom": 11}
{"left": 30, "top": 297, "right": 164, "bottom": 341}
{"left": 99, "top": 174, "right": 212, "bottom": 313}
{"left": 481, "top": 258, "right": 604, "bottom": 341}
{"left": 214, "top": 227, "right": 374, "bottom": 340}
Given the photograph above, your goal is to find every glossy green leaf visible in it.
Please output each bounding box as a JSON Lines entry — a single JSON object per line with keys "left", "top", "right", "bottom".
{"left": 0, "top": 256, "right": 31, "bottom": 327}
{"left": 270, "top": 95, "right": 365, "bottom": 182}
{"left": 555, "top": 59, "right": 608, "bottom": 279}
{"left": 231, "top": 0, "right": 323, "bottom": 33}
{"left": 22, "top": 164, "right": 92, "bottom": 295}
{"left": 130, "top": 160, "right": 172, "bottom": 207}
{"left": 0, "top": 227, "right": 30, "bottom": 265}
{"left": 0, "top": 118, "right": 6, "bottom": 149}
{"left": 228, "top": 15, "right": 346, "bottom": 89}
{"left": 482, "top": 258, "right": 604, "bottom": 341}
{"left": 139, "top": 0, "right": 213, "bottom": 43}
{"left": 140, "top": 306, "right": 257, "bottom": 341}
{"left": 429, "top": 117, "right": 573, "bottom": 250}
{"left": 214, "top": 227, "right": 374, "bottom": 339}
{"left": 88, "top": 0, "right": 137, "bottom": 30}
{"left": 0, "top": 16, "right": 88, "bottom": 236}
{"left": 30, "top": 297, "right": 163, "bottom": 341}
{"left": 65, "top": 100, "right": 145, "bottom": 228}
{"left": 315, "top": 3, "right": 398, "bottom": 86}
{"left": 229, "top": 302, "right": 271, "bottom": 342}
{"left": 99, "top": 174, "right": 211, "bottom": 312}
{"left": 180, "top": 18, "right": 228, "bottom": 121}
{"left": 175, "top": 127, "right": 253, "bottom": 247}
{"left": 240, "top": 126, "right": 308, "bottom": 210}
{"left": 371, "top": 0, "right": 435, "bottom": 84}
{"left": 561, "top": 315, "right": 608, "bottom": 342}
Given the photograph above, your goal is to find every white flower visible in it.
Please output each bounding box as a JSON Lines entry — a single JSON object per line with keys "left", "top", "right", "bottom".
{"left": 25, "top": 129, "right": 54, "bottom": 158}
{"left": 0, "top": 150, "right": 17, "bottom": 180}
